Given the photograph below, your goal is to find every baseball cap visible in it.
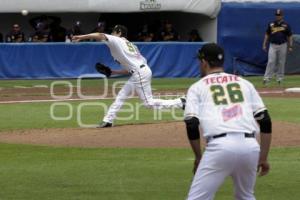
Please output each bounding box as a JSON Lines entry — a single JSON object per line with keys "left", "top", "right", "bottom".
{"left": 112, "top": 25, "right": 128, "bottom": 37}
{"left": 198, "top": 43, "right": 224, "bottom": 65}
{"left": 275, "top": 9, "right": 283, "bottom": 16}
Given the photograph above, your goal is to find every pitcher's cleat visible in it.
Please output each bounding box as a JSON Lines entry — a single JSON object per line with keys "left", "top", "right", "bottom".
{"left": 97, "top": 122, "right": 113, "bottom": 128}
{"left": 180, "top": 97, "right": 186, "bottom": 110}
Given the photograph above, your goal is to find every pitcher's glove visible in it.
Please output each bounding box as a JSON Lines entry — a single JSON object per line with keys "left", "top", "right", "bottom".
{"left": 95, "top": 63, "right": 112, "bottom": 77}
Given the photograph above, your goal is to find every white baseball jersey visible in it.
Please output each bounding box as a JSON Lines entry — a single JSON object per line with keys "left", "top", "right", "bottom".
{"left": 104, "top": 34, "right": 147, "bottom": 72}
{"left": 184, "top": 72, "right": 266, "bottom": 137}
{"left": 102, "top": 34, "right": 184, "bottom": 124}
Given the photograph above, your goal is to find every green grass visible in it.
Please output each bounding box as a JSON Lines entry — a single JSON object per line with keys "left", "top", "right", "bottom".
{"left": 0, "top": 78, "right": 196, "bottom": 90}
{"left": 0, "top": 97, "right": 299, "bottom": 132}
{"left": 0, "top": 77, "right": 299, "bottom": 200}
{"left": 264, "top": 97, "right": 300, "bottom": 123}
{"left": 0, "top": 144, "right": 299, "bottom": 200}
{"left": 215, "top": 147, "right": 300, "bottom": 200}
{"left": 244, "top": 75, "right": 300, "bottom": 88}
{"left": 0, "top": 79, "right": 119, "bottom": 89}
{"left": 0, "top": 99, "right": 183, "bottom": 131}
{"left": 1, "top": 75, "right": 300, "bottom": 90}
{"left": 0, "top": 144, "right": 191, "bottom": 200}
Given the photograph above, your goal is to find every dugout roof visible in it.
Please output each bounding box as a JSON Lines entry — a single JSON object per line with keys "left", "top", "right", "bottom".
{"left": 0, "top": 0, "right": 221, "bottom": 19}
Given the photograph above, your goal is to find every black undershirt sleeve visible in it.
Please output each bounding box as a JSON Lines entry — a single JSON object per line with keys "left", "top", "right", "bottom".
{"left": 254, "top": 110, "right": 272, "bottom": 134}
{"left": 184, "top": 117, "right": 200, "bottom": 140}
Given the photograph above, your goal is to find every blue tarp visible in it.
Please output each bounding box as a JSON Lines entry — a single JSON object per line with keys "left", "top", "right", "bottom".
{"left": 0, "top": 42, "right": 203, "bottom": 79}
{"left": 218, "top": 2, "right": 300, "bottom": 75}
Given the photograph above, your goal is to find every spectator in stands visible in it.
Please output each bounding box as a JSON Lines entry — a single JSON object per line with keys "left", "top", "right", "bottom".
{"left": 137, "top": 24, "right": 154, "bottom": 42}
{"left": 89, "top": 21, "right": 106, "bottom": 42}
{"left": 5, "top": 24, "right": 26, "bottom": 42}
{"left": 49, "top": 17, "right": 67, "bottom": 42}
{"left": 0, "top": 33, "right": 3, "bottom": 42}
{"left": 66, "top": 21, "right": 86, "bottom": 42}
{"left": 29, "top": 15, "right": 65, "bottom": 42}
{"left": 158, "top": 21, "right": 179, "bottom": 41}
{"left": 29, "top": 15, "right": 50, "bottom": 31}
{"left": 91, "top": 21, "right": 106, "bottom": 33}
{"left": 188, "top": 29, "right": 203, "bottom": 42}
{"left": 28, "top": 22, "right": 50, "bottom": 42}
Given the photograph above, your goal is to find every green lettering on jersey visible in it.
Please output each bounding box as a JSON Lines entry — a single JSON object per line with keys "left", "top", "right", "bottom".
{"left": 126, "top": 41, "right": 138, "bottom": 53}
{"left": 227, "top": 83, "right": 244, "bottom": 103}
{"left": 210, "top": 83, "right": 244, "bottom": 105}
{"left": 210, "top": 85, "right": 228, "bottom": 105}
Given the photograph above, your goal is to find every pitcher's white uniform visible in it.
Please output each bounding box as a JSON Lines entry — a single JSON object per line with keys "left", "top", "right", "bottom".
{"left": 103, "top": 34, "right": 183, "bottom": 124}
{"left": 185, "top": 72, "right": 266, "bottom": 200}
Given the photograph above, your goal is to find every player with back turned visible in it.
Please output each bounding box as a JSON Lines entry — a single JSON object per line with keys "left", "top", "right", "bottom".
{"left": 184, "top": 43, "right": 272, "bottom": 200}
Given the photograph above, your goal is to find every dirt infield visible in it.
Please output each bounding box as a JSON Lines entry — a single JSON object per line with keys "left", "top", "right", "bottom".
{"left": 0, "top": 121, "right": 299, "bottom": 148}
{"left": 1, "top": 87, "right": 300, "bottom": 103}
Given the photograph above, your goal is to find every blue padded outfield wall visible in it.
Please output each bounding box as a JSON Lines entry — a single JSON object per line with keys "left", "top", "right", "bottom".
{"left": 0, "top": 42, "right": 202, "bottom": 79}
{"left": 218, "top": 2, "right": 300, "bottom": 75}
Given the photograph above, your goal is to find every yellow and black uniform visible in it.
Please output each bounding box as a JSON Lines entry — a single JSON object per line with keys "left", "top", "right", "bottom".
{"left": 263, "top": 9, "right": 293, "bottom": 84}
{"left": 266, "top": 20, "right": 292, "bottom": 45}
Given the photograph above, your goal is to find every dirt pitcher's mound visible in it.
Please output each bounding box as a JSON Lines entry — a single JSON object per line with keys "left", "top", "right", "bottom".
{"left": 0, "top": 122, "right": 188, "bottom": 148}
{"left": 0, "top": 121, "right": 299, "bottom": 148}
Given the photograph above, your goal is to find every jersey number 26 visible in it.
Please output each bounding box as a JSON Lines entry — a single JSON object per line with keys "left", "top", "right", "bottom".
{"left": 210, "top": 83, "right": 244, "bottom": 105}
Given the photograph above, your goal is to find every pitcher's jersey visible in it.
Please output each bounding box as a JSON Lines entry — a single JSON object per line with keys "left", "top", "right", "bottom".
{"left": 104, "top": 34, "right": 147, "bottom": 72}
{"left": 184, "top": 72, "right": 266, "bottom": 137}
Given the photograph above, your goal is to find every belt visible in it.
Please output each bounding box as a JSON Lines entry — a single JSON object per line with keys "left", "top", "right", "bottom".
{"left": 207, "top": 132, "right": 255, "bottom": 143}
{"left": 271, "top": 41, "right": 286, "bottom": 45}
{"left": 129, "top": 64, "right": 146, "bottom": 74}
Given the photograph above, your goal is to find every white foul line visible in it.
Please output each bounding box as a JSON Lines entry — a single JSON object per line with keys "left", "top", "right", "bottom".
{"left": 0, "top": 98, "right": 106, "bottom": 104}
{"left": 0, "top": 90, "right": 285, "bottom": 105}
{"left": 0, "top": 95, "right": 181, "bottom": 104}
{"left": 259, "top": 90, "right": 283, "bottom": 94}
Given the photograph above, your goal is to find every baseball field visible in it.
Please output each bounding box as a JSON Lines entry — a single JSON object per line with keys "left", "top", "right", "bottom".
{"left": 0, "top": 76, "right": 299, "bottom": 200}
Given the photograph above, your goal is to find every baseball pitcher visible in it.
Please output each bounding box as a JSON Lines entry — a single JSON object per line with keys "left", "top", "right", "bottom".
{"left": 72, "top": 25, "right": 185, "bottom": 127}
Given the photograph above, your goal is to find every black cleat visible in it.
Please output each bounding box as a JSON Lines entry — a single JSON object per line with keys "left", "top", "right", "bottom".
{"left": 277, "top": 80, "right": 282, "bottom": 85}
{"left": 180, "top": 97, "right": 186, "bottom": 110}
{"left": 97, "top": 122, "right": 112, "bottom": 128}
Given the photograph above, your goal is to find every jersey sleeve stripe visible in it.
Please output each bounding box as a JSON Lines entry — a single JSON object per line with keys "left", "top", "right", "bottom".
{"left": 253, "top": 107, "right": 267, "bottom": 116}
{"left": 184, "top": 113, "right": 199, "bottom": 120}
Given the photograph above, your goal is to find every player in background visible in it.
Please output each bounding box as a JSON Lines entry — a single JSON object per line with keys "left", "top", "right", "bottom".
{"left": 184, "top": 43, "right": 272, "bottom": 200}
{"left": 263, "top": 9, "right": 293, "bottom": 85}
{"left": 72, "top": 25, "right": 185, "bottom": 128}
